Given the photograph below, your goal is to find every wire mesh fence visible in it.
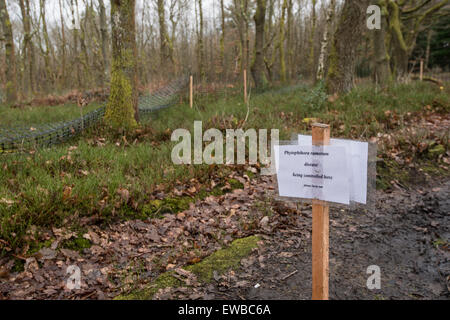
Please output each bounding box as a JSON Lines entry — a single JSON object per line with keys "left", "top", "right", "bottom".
{"left": 0, "top": 76, "right": 189, "bottom": 154}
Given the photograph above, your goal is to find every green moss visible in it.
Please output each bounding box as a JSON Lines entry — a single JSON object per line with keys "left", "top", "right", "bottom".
{"left": 185, "top": 235, "right": 260, "bottom": 283}
{"left": 104, "top": 67, "right": 137, "bottom": 129}
{"left": 61, "top": 236, "right": 92, "bottom": 253}
{"left": 115, "top": 272, "right": 183, "bottom": 300}
{"left": 142, "top": 197, "right": 193, "bottom": 218}
{"left": 141, "top": 180, "right": 245, "bottom": 219}
{"left": 115, "top": 236, "right": 260, "bottom": 300}
{"left": 433, "top": 238, "right": 448, "bottom": 249}
{"left": 377, "top": 158, "right": 449, "bottom": 190}
{"left": 376, "top": 159, "right": 410, "bottom": 190}
{"left": 12, "top": 259, "right": 25, "bottom": 273}
{"left": 428, "top": 144, "right": 446, "bottom": 157}
{"left": 27, "top": 239, "right": 54, "bottom": 256}
{"left": 245, "top": 170, "right": 256, "bottom": 179}
{"left": 228, "top": 178, "right": 244, "bottom": 190}
{"left": 420, "top": 162, "right": 448, "bottom": 176}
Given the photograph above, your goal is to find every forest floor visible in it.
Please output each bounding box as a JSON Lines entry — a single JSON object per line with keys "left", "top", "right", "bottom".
{"left": 0, "top": 166, "right": 448, "bottom": 300}
{"left": 0, "top": 81, "right": 449, "bottom": 300}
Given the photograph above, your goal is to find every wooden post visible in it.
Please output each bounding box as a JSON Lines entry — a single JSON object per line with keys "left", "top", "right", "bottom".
{"left": 311, "top": 123, "right": 330, "bottom": 300}
{"left": 190, "top": 75, "right": 193, "bottom": 108}
{"left": 420, "top": 59, "right": 424, "bottom": 81}
{"left": 244, "top": 69, "right": 247, "bottom": 104}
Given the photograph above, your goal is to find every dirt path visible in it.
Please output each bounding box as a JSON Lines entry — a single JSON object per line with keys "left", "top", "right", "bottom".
{"left": 176, "top": 178, "right": 450, "bottom": 300}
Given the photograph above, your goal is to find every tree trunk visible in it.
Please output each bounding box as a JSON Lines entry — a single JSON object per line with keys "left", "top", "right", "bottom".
{"left": 232, "top": 0, "right": 249, "bottom": 74}
{"left": 326, "top": 0, "right": 369, "bottom": 94}
{"left": 70, "top": 0, "right": 82, "bottom": 89}
{"left": 79, "top": 1, "right": 92, "bottom": 88}
{"left": 0, "top": 0, "right": 17, "bottom": 104}
{"left": 373, "top": 0, "right": 390, "bottom": 87}
{"left": 286, "top": 0, "right": 293, "bottom": 80}
{"left": 197, "top": 0, "right": 205, "bottom": 81}
{"left": 251, "top": 0, "right": 267, "bottom": 89}
{"left": 105, "top": 0, "right": 138, "bottom": 129}
{"left": 279, "top": 0, "right": 288, "bottom": 83}
{"left": 58, "top": 0, "right": 67, "bottom": 90}
{"left": 39, "top": 0, "right": 56, "bottom": 90}
{"left": 316, "top": 0, "right": 335, "bottom": 82}
{"left": 264, "top": 0, "right": 275, "bottom": 81}
{"left": 424, "top": 28, "right": 432, "bottom": 70}
{"left": 308, "top": 0, "right": 317, "bottom": 78}
{"left": 19, "top": 0, "right": 34, "bottom": 96}
{"left": 219, "top": 0, "right": 225, "bottom": 73}
{"left": 157, "top": 0, "right": 173, "bottom": 70}
{"left": 99, "top": 0, "right": 109, "bottom": 83}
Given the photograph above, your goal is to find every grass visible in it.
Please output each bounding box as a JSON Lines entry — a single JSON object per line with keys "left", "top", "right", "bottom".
{"left": 0, "top": 103, "right": 102, "bottom": 127}
{"left": 0, "top": 81, "right": 449, "bottom": 256}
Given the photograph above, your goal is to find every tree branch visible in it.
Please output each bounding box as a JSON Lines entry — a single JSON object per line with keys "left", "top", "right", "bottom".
{"left": 402, "top": 0, "right": 432, "bottom": 15}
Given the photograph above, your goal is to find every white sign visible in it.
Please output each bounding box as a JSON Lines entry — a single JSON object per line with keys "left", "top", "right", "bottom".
{"left": 298, "top": 135, "right": 369, "bottom": 204}
{"left": 274, "top": 145, "right": 350, "bottom": 205}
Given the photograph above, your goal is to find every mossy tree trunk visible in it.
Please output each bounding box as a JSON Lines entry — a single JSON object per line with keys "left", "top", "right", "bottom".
{"left": 157, "top": 0, "right": 173, "bottom": 72}
{"left": 0, "top": 0, "right": 18, "bottom": 104}
{"left": 251, "top": 0, "right": 267, "bottom": 89}
{"left": 105, "top": 0, "right": 139, "bottom": 129}
{"left": 373, "top": 0, "right": 391, "bottom": 87}
{"left": 326, "top": 0, "right": 369, "bottom": 95}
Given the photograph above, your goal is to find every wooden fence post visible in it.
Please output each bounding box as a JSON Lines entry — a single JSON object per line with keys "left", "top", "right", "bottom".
{"left": 190, "top": 75, "right": 193, "bottom": 109}
{"left": 311, "top": 123, "right": 331, "bottom": 300}
{"left": 420, "top": 59, "right": 424, "bottom": 82}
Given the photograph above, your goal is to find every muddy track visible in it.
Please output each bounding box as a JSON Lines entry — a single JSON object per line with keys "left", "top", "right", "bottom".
{"left": 192, "top": 179, "right": 450, "bottom": 300}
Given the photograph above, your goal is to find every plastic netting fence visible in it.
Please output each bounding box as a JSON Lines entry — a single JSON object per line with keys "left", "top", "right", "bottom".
{"left": 0, "top": 76, "right": 189, "bottom": 154}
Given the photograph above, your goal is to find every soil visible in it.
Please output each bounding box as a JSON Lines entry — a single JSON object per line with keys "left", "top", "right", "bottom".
{"left": 178, "top": 178, "right": 450, "bottom": 300}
